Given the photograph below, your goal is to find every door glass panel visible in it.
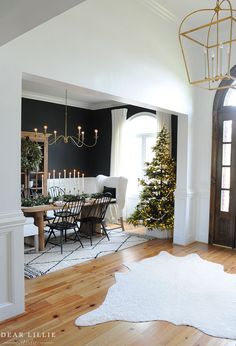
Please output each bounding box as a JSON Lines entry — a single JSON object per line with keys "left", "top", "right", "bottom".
{"left": 223, "top": 120, "right": 232, "bottom": 142}
{"left": 220, "top": 190, "right": 230, "bottom": 212}
{"left": 221, "top": 167, "right": 231, "bottom": 189}
{"left": 222, "top": 144, "right": 232, "bottom": 166}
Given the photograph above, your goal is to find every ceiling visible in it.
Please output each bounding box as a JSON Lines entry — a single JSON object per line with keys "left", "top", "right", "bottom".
{"left": 0, "top": 0, "right": 86, "bottom": 47}
{"left": 22, "top": 74, "right": 126, "bottom": 110}
{"left": 3, "top": 0, "right": 224, "bottom": 108}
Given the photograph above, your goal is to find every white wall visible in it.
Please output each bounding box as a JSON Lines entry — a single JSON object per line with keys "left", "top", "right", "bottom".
{"left": 0, "top": 0, "right": 193, "bottom": 320}
{"left": 191, "top": 88, "right": 214, "bottom": 243}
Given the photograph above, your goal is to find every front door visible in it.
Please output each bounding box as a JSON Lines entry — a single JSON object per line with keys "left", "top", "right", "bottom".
{"left": 212, "top": 110, "right": 236, "bottom": 248}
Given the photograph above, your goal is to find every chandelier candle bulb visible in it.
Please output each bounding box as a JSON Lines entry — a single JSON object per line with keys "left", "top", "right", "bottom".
{"left": 95, "top": 129, "right": 98, "bottom": 139}
{"left": 81, "top": 131, "right": 85, "bottom": 142}
{"left": 43, "top": 125, "right": 47, "bottom": 135}
{"left": 53, "top": 130, "right": 57, "bottom": 142}
{"left": 211, "top": 54, "right": 215, "bottom": 81}
{"left": 34, "top": 128, "right": 38, "bottom": 138}
{"left": 220, "top": 43, "right": 223, "bottom": 76}
{"left": 77, "top": 126, "right": 81, "bottom": 142}
{"left": 48, "top": 172, "right": 51, "bottom": 180}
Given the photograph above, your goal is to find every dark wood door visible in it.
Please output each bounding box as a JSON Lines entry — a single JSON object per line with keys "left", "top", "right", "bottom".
{"left": 212, "top": 110, "right": 236, "bottom": 248}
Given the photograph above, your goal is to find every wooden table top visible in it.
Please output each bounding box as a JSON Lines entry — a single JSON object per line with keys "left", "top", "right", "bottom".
{"left": 22, "top": 198, "right": 116, "bottom": 213}
{"left": 22, "top": 204, "right": 58, "bottom": 213}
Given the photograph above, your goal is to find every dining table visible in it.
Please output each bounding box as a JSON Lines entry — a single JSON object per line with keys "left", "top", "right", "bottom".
{"left": 22, "top": 204, "right": 59, "bottom": 251}
{"left": 22, "top": 198, "right": 116, "bottom": 251}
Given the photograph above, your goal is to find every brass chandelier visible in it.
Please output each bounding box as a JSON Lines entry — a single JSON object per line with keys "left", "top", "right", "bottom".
{"left": 179, "top": 0, "right": 236, "bottom": 90}
{"left": 34, "top": 89, "right": 98, "bottom": 148}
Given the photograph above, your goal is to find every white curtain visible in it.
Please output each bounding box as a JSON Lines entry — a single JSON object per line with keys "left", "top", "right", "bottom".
{"left": 110, "top": 108, "right": 127, "bottom": 176}
{"left": 156, "top": 111, "right": 172, "bottom": 153}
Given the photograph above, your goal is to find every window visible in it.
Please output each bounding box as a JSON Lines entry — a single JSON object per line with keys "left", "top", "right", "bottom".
{"left": 123, "top": 113, "right": 158, "bottom": 195}
{"left": 224, "top": 82, "right": 236, "bottom": 106}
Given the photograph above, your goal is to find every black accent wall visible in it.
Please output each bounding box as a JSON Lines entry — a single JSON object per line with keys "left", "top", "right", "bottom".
{"left": 22, "top": 98, "right": 178, "bottom": 176}
{"left": 21, "top": 98, "right": 112, "bottom": 177}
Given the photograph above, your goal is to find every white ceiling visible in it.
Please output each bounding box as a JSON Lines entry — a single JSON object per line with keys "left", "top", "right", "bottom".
{"left": 22, "top": 74, "right": 126, "bottom": 110}
{"left": 0, "top": 0, "right": 85, "bottom": 47}
{"left": 4, "top": 0, "right": 224, "bottom": 108}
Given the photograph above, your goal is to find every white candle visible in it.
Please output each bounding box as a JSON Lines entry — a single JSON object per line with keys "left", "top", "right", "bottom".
{"left": 73, "top": 169, "right": 76, "bottom": 195}
{"left": 48, "top": 172, "right": 51, "bottom": 180}
{"left": 58, "top": 172, "right": 61, "bottom": 188}
{"left": 69, "top": 172, "right": 72, "bottom": 193}
{"left": 82, "top": 173, "right": 85, "bottom": 193}
{"left": 77, "top": 171, "right": 80, "bottom": 193}
{"left": 53, "top": 169, "right": 55, "bottom": 187}
{"left": 64, "top": 169, "right": 66, "bottom": 193}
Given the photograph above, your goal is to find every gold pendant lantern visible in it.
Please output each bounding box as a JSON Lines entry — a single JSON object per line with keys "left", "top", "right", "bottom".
{"left": 179, "top": 0, "right": 236, "bottom": 90}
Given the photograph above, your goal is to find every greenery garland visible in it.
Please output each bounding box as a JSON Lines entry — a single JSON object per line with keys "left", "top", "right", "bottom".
{"left": 21, "top": 137, "right": 42, "bottom": 171}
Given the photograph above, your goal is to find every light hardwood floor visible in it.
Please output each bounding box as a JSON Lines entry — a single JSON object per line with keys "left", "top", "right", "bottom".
{"left": 1, "top": 239, "right": 236, "bottom": 346}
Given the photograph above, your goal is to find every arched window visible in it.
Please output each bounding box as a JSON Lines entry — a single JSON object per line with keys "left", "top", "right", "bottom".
{"left": 123, "top": 112, "right": 158, "bottom": 195}
{"left": 224, "top": 82, "right": 236, "bottom": 106}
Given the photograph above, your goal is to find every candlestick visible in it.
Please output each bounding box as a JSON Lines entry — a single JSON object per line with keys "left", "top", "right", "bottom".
{"left": 58, "top": 172, "right": 61, "bottom": 189}
{"left": 54, "top": 130, "right": 57, "bottom": 142}
{"left": 95, "top": 129, "right": 98, "bottom": 139}
{"left": 81, "top": 131, "right": 85, "bottom": 142}
{"left": 73, "top": 169, "right": 76, "bottom": 194}
{"left": 69, "top": 172, "right": 72, "bottom": 193}
{"left": 44, "top": 125, "right": 47, "bottom": 135}
{"left": 64, "top": 169, "right": 66, "bottom": 193}
{"left": 82, "top": 173, "right": 85, "bottom": 193}
{"left": 48, "top": 172, "right": 51, "bottom": 180}
{"left": 77, "top": 171, "right": 80, "bottom": 193}
{"left": 53, "top": 169, "right": 55, "bottom": 187}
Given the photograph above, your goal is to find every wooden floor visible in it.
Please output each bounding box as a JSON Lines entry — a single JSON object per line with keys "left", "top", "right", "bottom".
{"left": 1, "top": 239, "right": 236, "bottom": 346}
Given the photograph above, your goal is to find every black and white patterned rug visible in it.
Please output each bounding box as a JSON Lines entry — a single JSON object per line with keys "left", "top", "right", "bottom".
{"left": 24, "top": 229, "right": 150, "bottom": 279}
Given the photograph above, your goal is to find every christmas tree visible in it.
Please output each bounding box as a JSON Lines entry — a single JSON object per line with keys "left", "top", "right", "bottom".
{"left": 127, "top": 126, "right": 176, "bottom": 231}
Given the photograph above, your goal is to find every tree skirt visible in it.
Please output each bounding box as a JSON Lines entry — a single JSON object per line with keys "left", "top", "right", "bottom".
{"left": 75, "top": 251, "right": 236, "bottom": 340}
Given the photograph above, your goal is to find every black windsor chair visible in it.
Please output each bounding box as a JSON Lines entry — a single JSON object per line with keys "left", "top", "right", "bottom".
{"left": 77, "top": 193, "right": 112, "bottom": 246}
{"left": 45, "top": 197, "right": 85, "bottom": 254}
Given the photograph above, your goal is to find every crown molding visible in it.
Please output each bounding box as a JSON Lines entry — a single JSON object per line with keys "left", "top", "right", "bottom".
{"left": 140, "top": 0, "right": 177, "bottom": 23}
{"left": 90, "top": 101, "right": 126, "bottom": 110}
{"left": 22, "top": 90, "right": 125, "bottom": 111}
{"left": 22, "top": 90, "right": 92, "bottom": 110}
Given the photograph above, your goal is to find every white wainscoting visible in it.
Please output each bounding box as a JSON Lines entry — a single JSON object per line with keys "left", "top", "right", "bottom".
{"left": 47, "top": 177, "right": 97, "bottom": 195}
{"left": 0, "top": 211, "right": 25, "bottom": 321}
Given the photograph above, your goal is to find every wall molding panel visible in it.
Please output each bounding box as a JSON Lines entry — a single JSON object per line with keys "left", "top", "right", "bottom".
{"left": 0, "top": 212, "right": 25, "bottom": 322}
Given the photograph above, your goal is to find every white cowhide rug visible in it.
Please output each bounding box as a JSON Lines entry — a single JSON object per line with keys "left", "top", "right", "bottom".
{"left": 75, "top": 251, "right": 236, "bottom": 339}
